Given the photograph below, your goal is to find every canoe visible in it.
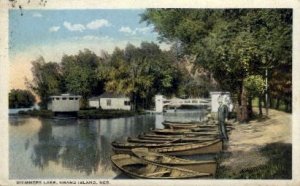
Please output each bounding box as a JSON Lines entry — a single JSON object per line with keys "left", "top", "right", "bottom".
{"left": 132, "top": 148, "right": 217, "bottom": 176}
{"left": 153, "top": 139, "right": 223, "bottom": 156}
{"left": 111, "top": 154, "right": 212, "bottom": 179}
{"left": 113, "top": 139, "right": 223, "bottom": 156}
{"left": 127, "top": 136, "right": 216, "bottom": 144}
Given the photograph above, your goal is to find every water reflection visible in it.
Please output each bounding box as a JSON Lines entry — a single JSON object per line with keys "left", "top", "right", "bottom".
{"left": 9, "top": 110, "right": 205, "bottom": 179}
{"left": 31, "top": 121, "right": 61, "bottom": 169}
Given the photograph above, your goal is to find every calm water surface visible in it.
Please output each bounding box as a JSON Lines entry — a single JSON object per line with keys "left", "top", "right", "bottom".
{"left": 9, "top": 110, "right": 205, "bottom": 179}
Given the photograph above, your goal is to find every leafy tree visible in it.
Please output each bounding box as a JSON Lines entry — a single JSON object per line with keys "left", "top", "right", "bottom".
{"left": 141, "top": 9, "right": 292, "bottom": 121}
{"left": 9, "top": 89, "right": 36, "bottom": 108}
{"left": 26, "top": 57, "right": 62, "bottom": 109}
{"left": 99, "top": 42, "right": 183, "bottom": 110}
{"left": 244, "top": 75, "right": 265, "bottom": 116}
{"left": 61, "top": 49, "right": 103, "bottom": 107}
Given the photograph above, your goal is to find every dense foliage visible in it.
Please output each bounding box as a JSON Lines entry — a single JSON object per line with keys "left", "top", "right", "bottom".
{"left": 27, "top": 43, "right": 198, "bottom": 110}
{"left": 141, "top": 9, "right": 292, "bottom": 121}
{"left": 9, "top": 89, "right": 36, "bottom": 108}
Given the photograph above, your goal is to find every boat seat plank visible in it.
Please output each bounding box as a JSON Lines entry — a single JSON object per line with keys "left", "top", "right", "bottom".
{"left": 144, "top": 170, "right": 171, "bottom": 177}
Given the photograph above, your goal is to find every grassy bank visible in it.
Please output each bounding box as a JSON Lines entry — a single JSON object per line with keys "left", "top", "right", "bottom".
{"left": 18, "top": 109, "right": 54, "bottom": 118}
{"left": 216, "top": 142, "right": 292, "bottom": 179}
{"left": 77, "top": 109, "right": 138, "bottom": 119}
{"left": 18, "top": 109, "right": 140, "bottom": 119}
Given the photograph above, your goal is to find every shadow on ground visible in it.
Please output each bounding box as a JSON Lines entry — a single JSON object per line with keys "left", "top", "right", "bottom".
{"left": 216, "top": 142, "right": 292, "bottom": 179}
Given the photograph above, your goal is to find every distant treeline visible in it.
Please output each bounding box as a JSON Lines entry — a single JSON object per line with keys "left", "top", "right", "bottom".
{"left": 26, "top": 42, "right": 216, "bottom": 110}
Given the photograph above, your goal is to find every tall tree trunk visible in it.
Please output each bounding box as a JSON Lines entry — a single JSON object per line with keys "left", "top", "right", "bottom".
{"left": 276, "top": 98, "right": 280, "bottom": 109}
{"left": 247, "top": 96, "right": 253, "bottom": 119}
{"left": 258, "top": 96, "right": 263, "bottom": 116}
{"left": 238, "top": 83, "right": 248, "bottom": 123}
{"left": 285, "top": 99, "right": 289, "bottom": 112}
{"left": 269, "top": 98, "right": 273, "bottom": 108}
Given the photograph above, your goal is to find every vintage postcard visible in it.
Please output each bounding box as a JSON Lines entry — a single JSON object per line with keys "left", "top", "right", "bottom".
{"left": 1, "top": 0, "right": 300, "bottom": 185}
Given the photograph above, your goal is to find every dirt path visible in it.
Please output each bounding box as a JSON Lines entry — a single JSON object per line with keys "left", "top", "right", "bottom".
{"left": 220, "top": 108, "right": 291, "bottom": 174}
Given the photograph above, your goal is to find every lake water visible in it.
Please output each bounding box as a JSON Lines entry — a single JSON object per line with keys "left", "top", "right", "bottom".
{"left": 9, "top": 110, "right": 206, "bottom": 179}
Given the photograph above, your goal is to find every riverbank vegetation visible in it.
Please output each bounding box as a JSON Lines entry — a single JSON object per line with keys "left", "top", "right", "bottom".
{"left": 9, "top": 89, "right": 36, "bottom": 109}
{"left": 18, "top": 109, "right": 138, "bottom": 119}
{"left": 24, "top": 9, "right": 291, "bottom": 122}
{"left": 78, "top": 109, "right": 138, "bottom": 119}
{"left": 18, "top": 109, "right": 54, "bottom": 118}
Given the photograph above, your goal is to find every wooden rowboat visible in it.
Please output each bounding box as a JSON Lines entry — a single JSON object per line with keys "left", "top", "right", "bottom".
{"left": 127, "top": 136, "right": 216, "bottom": 144}
{"left": 151, "top": 128, "right": 220, "bottom": 136}
{"left": 162, "top": 122, "right": 200, "bottom": 129}
{"left": 132, "top": 148, "right": 217, "bottom": 176}
{"left": 163, "top": 122, "right": 233, "bottom": 130}
{"left": 112, "top": 140, "right": 191, "bottom": 149}
{"left": 139, "top": 132, "right": 220, "bottom": 139}
{"left": 137, "top": 135, "right": 218, "bottom": 143}
{"left": 111, "top": 154, "right": 212, "bottom": 179}
{"left": 113, "top": 139, "right": 223, "bottom": 156}
{"left": 163, "top": 120, "right": 203, "bottom": 125}
{"left": 163, "top": 120, "right": 233, "bottom": 127}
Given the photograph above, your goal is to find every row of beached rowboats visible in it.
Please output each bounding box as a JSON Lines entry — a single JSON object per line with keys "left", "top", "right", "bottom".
{"left": 110, "top": 119, "right": 233, "bottom": 179}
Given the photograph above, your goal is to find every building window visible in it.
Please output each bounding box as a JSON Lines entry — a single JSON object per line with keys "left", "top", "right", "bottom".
{"left": 75, "top": 98, "right": 78, "bottom": 100}
{"left": 124, "top": 101, "right": 130, "bottom": 106}
{"left": 62, "top": 97, "right": 67, "bottom": 100}
{"left": 56, "top": 98, "right": 60, "bottom": 100}
{"left": 69, "top": 97, "right": 74, "bottom": 100}
{"left": 107, "top": 99, "right": 111, "bottom": 106}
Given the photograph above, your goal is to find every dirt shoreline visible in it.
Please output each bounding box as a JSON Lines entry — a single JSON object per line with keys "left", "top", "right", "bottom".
{"left": 218, "top": 108, "right": 291, "bottom": 177}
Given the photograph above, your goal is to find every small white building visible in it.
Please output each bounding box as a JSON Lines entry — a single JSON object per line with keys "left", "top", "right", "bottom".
{"left": 88, "top": 92, "right": 131, "bottom": 110}
{"left": 48, "top": 93, "right": 81, "bottom": 112}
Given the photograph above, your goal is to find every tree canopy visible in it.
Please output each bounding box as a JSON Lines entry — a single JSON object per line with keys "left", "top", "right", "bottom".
{"left": 9, "top": 89, "right": 36, "bottom": 108}
{"left": 141, "top": 9, "right": 292, "bottom": 121}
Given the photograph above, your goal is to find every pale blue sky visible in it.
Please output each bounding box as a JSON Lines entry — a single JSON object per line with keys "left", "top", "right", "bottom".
{"left": 9, "top": 9, "right": 162, "bottom": 54}
{"left": 9, "top": 9, "right": 170, "bottom": 89}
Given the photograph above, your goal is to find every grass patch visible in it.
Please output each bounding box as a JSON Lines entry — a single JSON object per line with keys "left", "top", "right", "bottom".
{"left": 18, "top": 109, "right": 54, "bottom": 118}
{"left": 216, "top": 142, "right": 292, "bottom": 179}
{"left": 77, "top": 109, "right": 138, "bottom": 119}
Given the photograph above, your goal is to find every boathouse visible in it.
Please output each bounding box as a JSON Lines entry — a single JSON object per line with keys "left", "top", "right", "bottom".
{"left": 88, "top": 92, "right": 131, "bottom": 110}
{"left": 47, "top": 93, "right": 81, "bottom": 112}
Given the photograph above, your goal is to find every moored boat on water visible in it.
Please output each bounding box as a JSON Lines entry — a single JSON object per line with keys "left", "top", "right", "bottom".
{"left": 127, "top": 136, "right": 216, "bottom": 144}
{"left": 163, "top": 122, "right": 233, "bottom": 130}
{"left": 139, "top": 132, "right": 221, "bottom": 139}
{"left": 162, "top": 122, "right": 201, "bottom": 129}
{"left": 151, "top": 128, "right": 220, "bottom": 136}
{"left": 112, "top": 140, "right": 192, "bottom": 149}
{"left": 137, "top": 135, "right": 219, "bottom": 143}
{"left": 132, "top": 148, "right": 217, "bottom": 176}
{"left": 153, "top": 139, "right": 223, "bottom": 156}
{"left": 113, "top": 139, "right": 223, "bottom": 156}
{"left": 111, "top": 154, "right": 212, "bottom": 179}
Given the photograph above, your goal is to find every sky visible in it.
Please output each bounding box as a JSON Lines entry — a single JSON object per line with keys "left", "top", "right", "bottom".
{"left": 9, "top": 9, "right": 170, "bottom": 90}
